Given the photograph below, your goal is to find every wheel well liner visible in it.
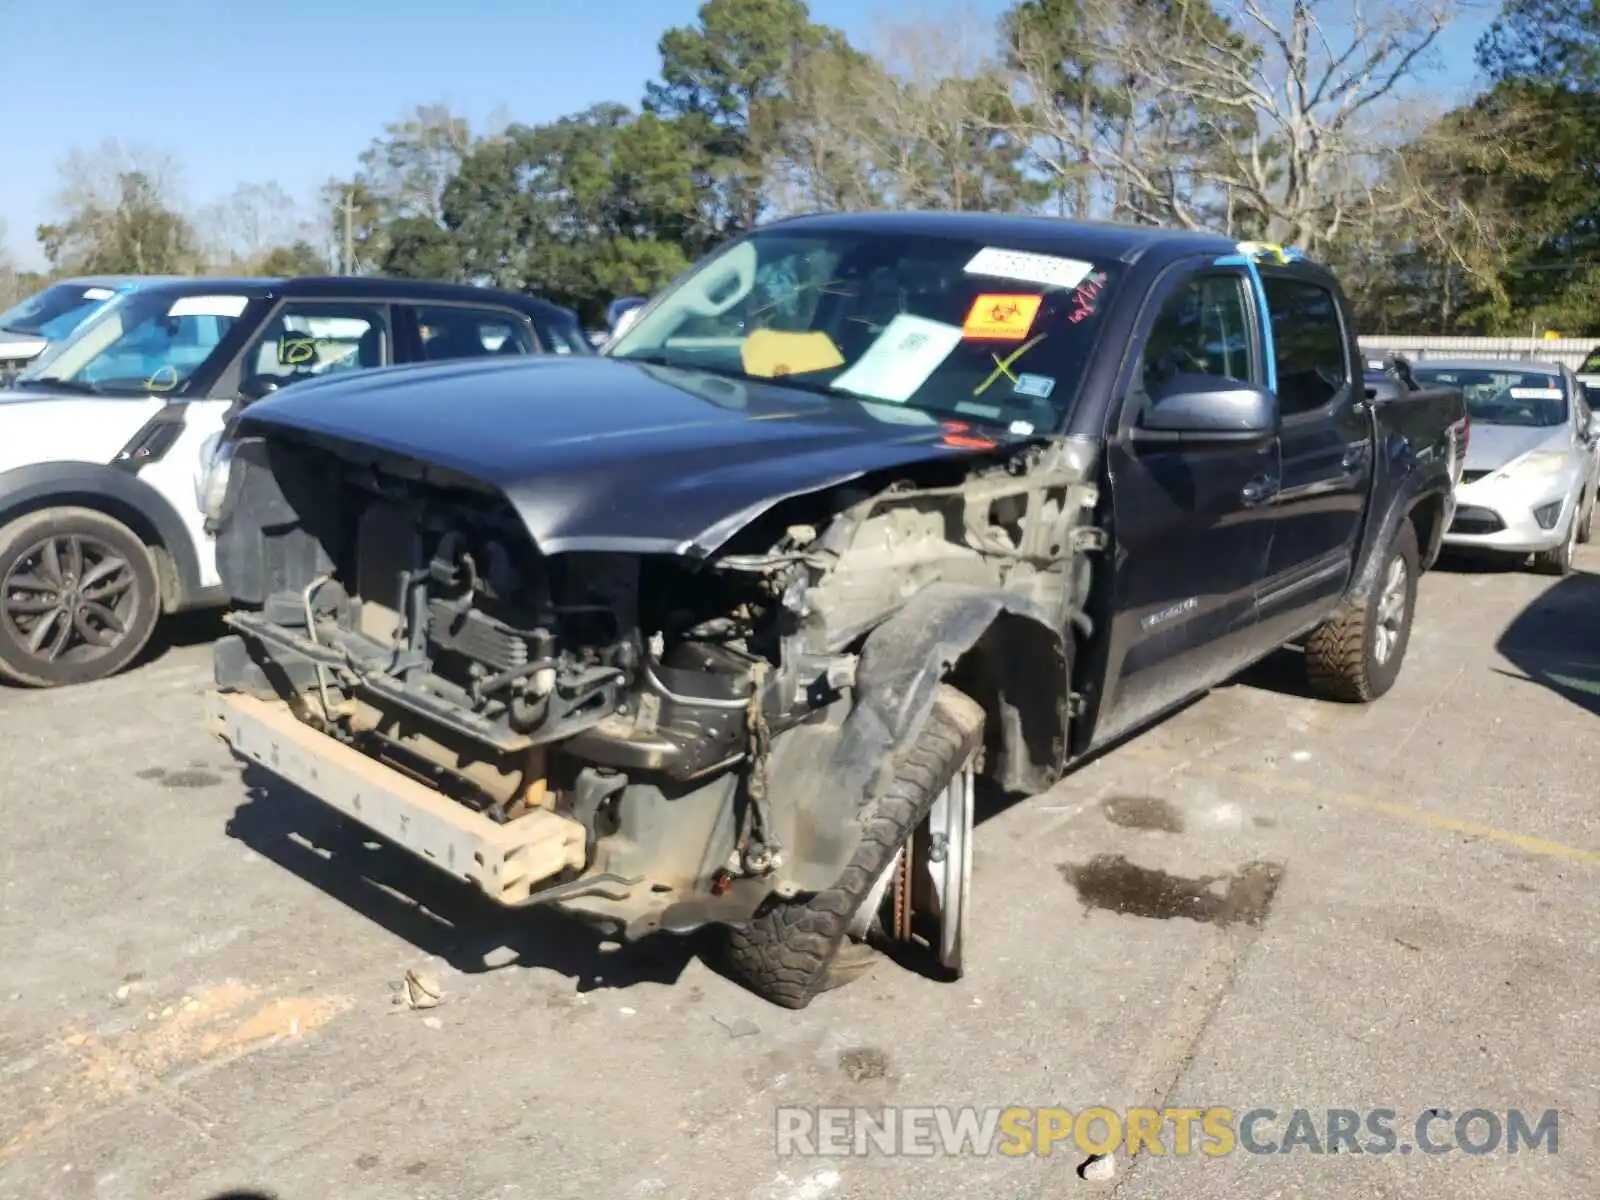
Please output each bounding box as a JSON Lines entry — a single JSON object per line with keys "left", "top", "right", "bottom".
{"left": 830, "top": 582, "right": 1071, "bottom": 809}
{"left": 1349, "top": 473, "right": 1444, "bottom": 606}
{"left": 0, "top": 462, "right": 203, "bottom": 611}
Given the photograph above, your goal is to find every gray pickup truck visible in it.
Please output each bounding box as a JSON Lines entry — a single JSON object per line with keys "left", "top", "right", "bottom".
{"left": 203, "top": 215, "right": 1466, "bottom": 1008}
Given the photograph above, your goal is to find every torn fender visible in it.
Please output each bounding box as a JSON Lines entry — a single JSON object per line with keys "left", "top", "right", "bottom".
{"left": 775, "top": 582, "right": 1075, "bottom": 894}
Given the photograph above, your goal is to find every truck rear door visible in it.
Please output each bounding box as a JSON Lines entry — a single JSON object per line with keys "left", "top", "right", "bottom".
{"left": 1253, "top": 266, "right": 1370, "bottom": 638}
{"left": 1093, "top": 258, "right": 1281, "bottom": 745}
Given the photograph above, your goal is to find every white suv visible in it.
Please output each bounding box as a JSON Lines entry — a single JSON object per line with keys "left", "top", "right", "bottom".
{"left": 0, "top": 275, "right": 588, "bottom": 687}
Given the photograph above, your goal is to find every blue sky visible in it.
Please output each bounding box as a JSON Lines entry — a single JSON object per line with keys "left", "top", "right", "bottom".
{"left": 3, "top": 0, "right": 1494, "bottom": 270}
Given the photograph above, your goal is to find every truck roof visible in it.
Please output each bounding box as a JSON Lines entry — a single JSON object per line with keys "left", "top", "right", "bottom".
{"left": 765, "top": 210, "right": 1244, "bottom": 265}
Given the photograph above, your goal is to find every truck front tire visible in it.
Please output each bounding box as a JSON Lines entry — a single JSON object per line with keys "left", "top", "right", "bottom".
{"left": 1304, "top": 520, "right": 1418, "bottom": 703}
{"left": 718, "top": 684, "right": 986, "bottom": 1009}
{"left": 0, "top": 507, "right": 161, "bottom": 688}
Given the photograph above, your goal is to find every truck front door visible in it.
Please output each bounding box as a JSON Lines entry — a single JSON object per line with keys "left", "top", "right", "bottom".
{"left": 1252, "top": 268, "right": 1369, "bottom": 644}
{"left": 1092, "top": 260, "right": 1281, "bottom": 747}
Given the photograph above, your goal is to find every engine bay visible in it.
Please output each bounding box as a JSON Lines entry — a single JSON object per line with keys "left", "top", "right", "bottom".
{"left": 211, "top": 425, "right": 1100, "bottom": 924}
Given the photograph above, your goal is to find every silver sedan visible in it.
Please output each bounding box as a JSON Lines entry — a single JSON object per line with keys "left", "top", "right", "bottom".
{"left": 1418, "top": 358, "right": 1600, "bottom": 575}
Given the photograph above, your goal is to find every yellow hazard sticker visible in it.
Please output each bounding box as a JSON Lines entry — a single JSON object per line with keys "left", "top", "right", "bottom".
{"left": 963, "top": 294, "right": 1042, "bottom": 341}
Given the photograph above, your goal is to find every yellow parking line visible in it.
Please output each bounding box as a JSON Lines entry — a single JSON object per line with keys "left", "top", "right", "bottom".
{"left": 1221, "top": 766, "right": 1600, "bottom": 866}
{"left": 1081, "top": 735, "right": 1599, "bottom": 864}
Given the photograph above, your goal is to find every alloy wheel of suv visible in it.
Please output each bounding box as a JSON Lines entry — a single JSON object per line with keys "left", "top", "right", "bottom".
{"left": 0, "top": 507, "right": 160, "bottom": 687}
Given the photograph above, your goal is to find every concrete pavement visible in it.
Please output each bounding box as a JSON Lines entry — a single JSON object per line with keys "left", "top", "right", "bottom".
{"left": 1, "top": 551, "right": 1596, "bottom": 1200}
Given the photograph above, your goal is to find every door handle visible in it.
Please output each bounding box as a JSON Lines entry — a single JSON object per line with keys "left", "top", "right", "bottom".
{"left": 1241, "top": 475, "right": 1279, "bottom": 506}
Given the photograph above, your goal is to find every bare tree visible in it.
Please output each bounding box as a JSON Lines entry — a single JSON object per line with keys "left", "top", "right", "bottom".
{"left": 196, "top": 181, "right": 312, "bottom": 272}
{"left": 36, "top": 140, "right": 200, "bottom": 274}
{"left": 1009, "top": 0, "right": 1484, "bottom": 251}
{"left": 357, "top": 103, "right": 476, "bottom": 224}
{"left": 772, "top": 9, "right": 1037, "bottom": 216}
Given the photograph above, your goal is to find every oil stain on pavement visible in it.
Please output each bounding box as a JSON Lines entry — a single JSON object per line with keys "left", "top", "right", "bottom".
{"left": 136, "top": 766, "right": 224, "bottom": 789}
{"left": 1060, "top": 855, "right": 1285, "bottom": 928}
{"left": 1101, "top": 794, "right": 1186, "bottom": 833}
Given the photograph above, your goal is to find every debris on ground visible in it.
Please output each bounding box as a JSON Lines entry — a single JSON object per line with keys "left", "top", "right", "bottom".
{"left": 712, "top": 1015, "right": 760, "bottom": 1038}
{"left": 1080, "top": 1152, "right": 1114, "bottom": 1182}
{"left": 422, "top": 1016, "right": 443, "bottom": 1031}
{"left": 395, "top": 968, "right": 444, "bottom": 1010}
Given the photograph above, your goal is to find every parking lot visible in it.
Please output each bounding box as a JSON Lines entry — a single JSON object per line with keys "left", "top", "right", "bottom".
{"left": 1, "top": 547, "right": 1597, "bottom": 1200}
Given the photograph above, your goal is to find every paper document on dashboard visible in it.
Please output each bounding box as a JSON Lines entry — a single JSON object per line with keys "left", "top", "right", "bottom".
{"left": 830, "top": 314, "right": 964, "bottom": 404}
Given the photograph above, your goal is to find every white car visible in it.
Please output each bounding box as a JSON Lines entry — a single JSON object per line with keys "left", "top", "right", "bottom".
{"left": 1419, "top": 359, "right": 1600, "bottom": 575}
{"left": 0, "top": 276, "right": 185, "bottom": 381}
{"left": 0, "top": 275, "right": 589, "bottom": 687}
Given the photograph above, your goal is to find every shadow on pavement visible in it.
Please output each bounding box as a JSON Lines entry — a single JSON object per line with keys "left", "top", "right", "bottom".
{"left": 1494, "top": 568, "right": 1600, "bottom": 718}
{"left": 1223, "top": 643, "right": 1315, "bottom": 700}
{"left": 224, "top": 762, "right": 701, "bottom": 993}
{"left": 130, "top": 607, "right": 229, "bottom": 670}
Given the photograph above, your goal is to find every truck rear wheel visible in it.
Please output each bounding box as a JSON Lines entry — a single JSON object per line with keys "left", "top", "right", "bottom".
{"left": 718, "top": 684, "right": 985, "bottom": 1010}
{"left": 1304, "top": 520, "right": 1418, "bottom": 703}
{"left": 0, "top": 507, "right": 161, "bottom": 688}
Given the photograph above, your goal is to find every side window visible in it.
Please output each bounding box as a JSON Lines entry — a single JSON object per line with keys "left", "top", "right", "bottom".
{"left": 1135, "top": 272, "right": 1255, "bottom": 409}
{"left": 243, "top": 302, "right": 387, "bottom": 389}
{"left": 416, "top": 306, "right": 536, "bottom": 361}
{"left": 536, "top": 315, "right": 591, "bottom": 355}
{"left": 1261, "top": 276, "right": 1349, "bottom": 416}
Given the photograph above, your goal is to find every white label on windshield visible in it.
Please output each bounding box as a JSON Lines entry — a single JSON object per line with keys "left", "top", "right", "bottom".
{"left": 82, "top": 287, "right": 115, "bottom": 301}
{"left": 830, "top": 314, "right": 963, "bottom": 404}
{"left": 1509, "top": 386, "right": 1563, "bottom": 400}
{"left": 168, "top": 295, "right": 249, "bottom": 318}
{"left": 964, "top": 247, "right": 1093, "bottom": 290}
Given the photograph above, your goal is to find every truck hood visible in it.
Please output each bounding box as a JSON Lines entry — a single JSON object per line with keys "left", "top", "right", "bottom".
{"left": 237, "top": 355, "right": 1021, "bottom": 556}
{"left": 1464, "top": 423, "right": 1568, "bottom": 473}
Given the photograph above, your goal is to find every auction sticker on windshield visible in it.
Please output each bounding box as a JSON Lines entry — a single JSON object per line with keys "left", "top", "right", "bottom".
{"left": 965, "top": 247, "right": 1094, "bottom": 290}
{"left": 169, "top": 295, "right": 250, "bottom": 318}
{"left": 82, "top": 287, "right": 115, "bottom": 301}
{"left": 1510, "top": 387, "right": 1563, "bottom": 400}
{"left": 963, "top": 294, "right": 1043, "bottom": 341}
{"left": 831, "top": 314, "right": 964, "bottom": 404}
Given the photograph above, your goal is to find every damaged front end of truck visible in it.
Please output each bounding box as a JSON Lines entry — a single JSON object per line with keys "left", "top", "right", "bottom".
{"left": 204, "top": 411, "right": 1102, "bottom": 1005}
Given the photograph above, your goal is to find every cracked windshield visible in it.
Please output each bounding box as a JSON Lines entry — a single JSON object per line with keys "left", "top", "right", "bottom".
{"left": 606, "top": 229, "right": 1119, "bottom": 433}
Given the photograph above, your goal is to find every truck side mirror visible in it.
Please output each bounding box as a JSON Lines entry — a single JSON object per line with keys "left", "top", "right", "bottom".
{"left": 1132, "top": 374, "right": 1278, "bottom": 446}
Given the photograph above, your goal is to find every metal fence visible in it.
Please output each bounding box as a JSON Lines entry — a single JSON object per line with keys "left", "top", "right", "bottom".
{"left": 1356, "top": 336, "right": 1599, "bottom": 370}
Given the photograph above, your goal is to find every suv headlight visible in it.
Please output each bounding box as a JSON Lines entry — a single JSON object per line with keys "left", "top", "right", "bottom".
{"left": 197, "top": 435, "right": 237, "bottom": 523}
{"left": 1498, "top": 451, "right": 1569, "bottom": 482}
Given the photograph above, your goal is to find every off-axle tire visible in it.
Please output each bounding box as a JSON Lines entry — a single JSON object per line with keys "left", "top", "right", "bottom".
{"left": 1304, "top": 520, "right": 1418, "bottom": 704}
{"left": 718, "top": 684, "right": 985, "bottom": 1010}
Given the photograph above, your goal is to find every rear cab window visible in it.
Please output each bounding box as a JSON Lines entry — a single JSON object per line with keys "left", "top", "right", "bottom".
{"left": 415, "top": 305, "right": 537, "bottom": 362}
{"left": 1260, "top": 275, "right": 1350, "bottom": 417}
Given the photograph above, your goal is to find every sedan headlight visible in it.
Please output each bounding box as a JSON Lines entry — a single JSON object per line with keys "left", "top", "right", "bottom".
{"left": 1497, "top": 450, "right": 1570, "bottom": 482}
